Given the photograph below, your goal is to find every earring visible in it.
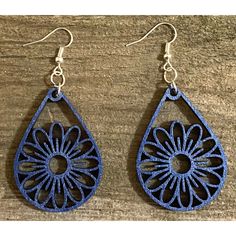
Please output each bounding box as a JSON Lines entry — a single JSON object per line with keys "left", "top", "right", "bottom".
{"left": 14, "top": 28, "right": 102, "bottom": 212}
{"left": 126, "top": 22, "right": 227, "bottom": 211}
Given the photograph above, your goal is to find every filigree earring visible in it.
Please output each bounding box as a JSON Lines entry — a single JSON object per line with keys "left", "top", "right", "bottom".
{"left": 126, "top": 22, "right": 227, "bottom": 211}
{"left": 14, "top": 28, "right": 102, "bottom": 212}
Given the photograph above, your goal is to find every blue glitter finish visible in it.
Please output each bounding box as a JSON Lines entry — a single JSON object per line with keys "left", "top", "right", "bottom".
{"left": 137, "top": 87, "right": 227, "bottom": 211}
{"left": 14, "top": 88, "right": 102, "bottom": 212}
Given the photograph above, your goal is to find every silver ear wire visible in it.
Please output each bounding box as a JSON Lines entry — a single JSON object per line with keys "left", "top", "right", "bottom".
{"left": 126, "top": 22, "right": 177, "bottom": 47}
{"left": 126, "top": 22, "right": 178, "bottom": 91}
{"left": 23, "top": 27, "right": 73, "bottom": 48}
{"left": 23, "top": 27, "right": 73, "bottom": 94}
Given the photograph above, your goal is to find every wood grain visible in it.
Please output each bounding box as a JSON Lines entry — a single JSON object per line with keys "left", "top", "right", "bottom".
{"left": 0, "top": 16, "right": 235, "bottom": 220}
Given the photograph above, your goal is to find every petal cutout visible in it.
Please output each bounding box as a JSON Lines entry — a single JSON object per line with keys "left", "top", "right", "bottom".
{"left": 69, "top": 138, "right": 94, "bottom": 160}
{"left": 153, "top": 127, "right": 175, "bottom": 155}
{"left": 69, "top": 169, "right": 96, "bottom": 188}
{"left": 170, "top": 121, "right": 186, "bottom": 152}
{"left": 192, "top": 137, "right": 218, "bottom": 159}
{"left": 144, "top": 141, "right": 171, "bottom": 159}
{"left": 49, "top": 122, "right": 65, "bottom": 152}
{"left": 62, "top": 125, "right": 81, "bottom": 155}
{"left": 194, "top": 154, "right": 223, "bottom": 168}
{"left": 32, "top": 128, "right": 53, "bottom": 155}
{"left": 72, "top": 156, "right": 99, "bottom": 171}
{"left": 191, "top": 173, "right": 211, "bottom": 201}
{"left": 185, "top": 124, "right": 203, "bottom": 154}
{"left": 19, "top": 161, "right": 45, "bottom": 173}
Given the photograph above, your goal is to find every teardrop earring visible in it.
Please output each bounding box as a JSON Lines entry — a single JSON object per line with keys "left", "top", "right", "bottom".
{"left": 126, "top": 22, "right": 227, "bottom": 211}
{"left": 14, "top": 28, "right": 102, "bottom": 212}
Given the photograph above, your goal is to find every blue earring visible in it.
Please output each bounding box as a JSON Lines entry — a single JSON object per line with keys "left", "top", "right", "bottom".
{"left": 14, "top": 28, "right": 102, "bottom": 212}
{"left": 126, "top": 22, "right": 227, "bottom": 211}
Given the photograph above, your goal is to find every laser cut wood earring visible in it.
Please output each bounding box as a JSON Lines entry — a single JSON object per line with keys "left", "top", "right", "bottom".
{"left": 14, "top": 28, "right": 102, "bottom": 212}
{"left": 126, "top": 22, "right": 227, "bottom": 211}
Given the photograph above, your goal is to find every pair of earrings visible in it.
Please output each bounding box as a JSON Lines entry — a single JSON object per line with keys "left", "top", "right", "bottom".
{"left": 14, "top": 23, "right": 227, "bottom": 212}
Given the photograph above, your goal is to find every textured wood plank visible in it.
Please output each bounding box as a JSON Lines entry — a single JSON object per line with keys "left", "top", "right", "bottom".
{"left": 0, "top": 16, "right": 235, "bottom": 220}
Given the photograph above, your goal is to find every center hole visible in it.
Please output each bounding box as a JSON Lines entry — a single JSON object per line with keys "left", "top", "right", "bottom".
{"left": 172, "top": 154, "right": 191, "bottom": 174}
{"left": 49, "top": 155, "right": 67, "bottom": 174}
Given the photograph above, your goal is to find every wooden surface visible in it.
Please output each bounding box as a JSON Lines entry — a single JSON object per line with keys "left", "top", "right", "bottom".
{"left": 0, "top": 16, "right": 235, "bottom": 220}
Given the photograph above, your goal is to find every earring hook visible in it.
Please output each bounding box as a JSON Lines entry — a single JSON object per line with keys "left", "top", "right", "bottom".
{"left": 126, "top": 22, "right": 178, "bottom": 92}
{"left": 23, "top": 27, "right": 74, "bottom": 95}
{"left": 125, "top": 22, "right": 177, "bottom": 47}
{"left": 23, "top": 27, "right": 73, "bottom": 48}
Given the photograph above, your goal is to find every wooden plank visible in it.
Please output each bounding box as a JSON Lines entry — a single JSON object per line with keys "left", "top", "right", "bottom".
{"left": 0, "top": 16, "right": 235, "bottom": 220}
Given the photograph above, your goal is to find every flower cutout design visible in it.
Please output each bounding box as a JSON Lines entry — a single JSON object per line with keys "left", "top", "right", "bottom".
{"left": 137, "top": 120, "right": 226, "bottom": 211}
{"left": 15, "top": 121, "right": 102, "bottom": 212}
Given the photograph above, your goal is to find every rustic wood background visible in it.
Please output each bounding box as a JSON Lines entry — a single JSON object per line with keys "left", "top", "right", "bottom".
{"left": 0, "top": 16, "right": 235, "bottom": 220}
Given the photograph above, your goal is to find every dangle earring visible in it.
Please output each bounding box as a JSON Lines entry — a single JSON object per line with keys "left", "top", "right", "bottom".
{"left": 126, "top": 22, "right": 227, "bottom": 211}
{"left": 14, "top": 28, "right": 102, "bottom": 212}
